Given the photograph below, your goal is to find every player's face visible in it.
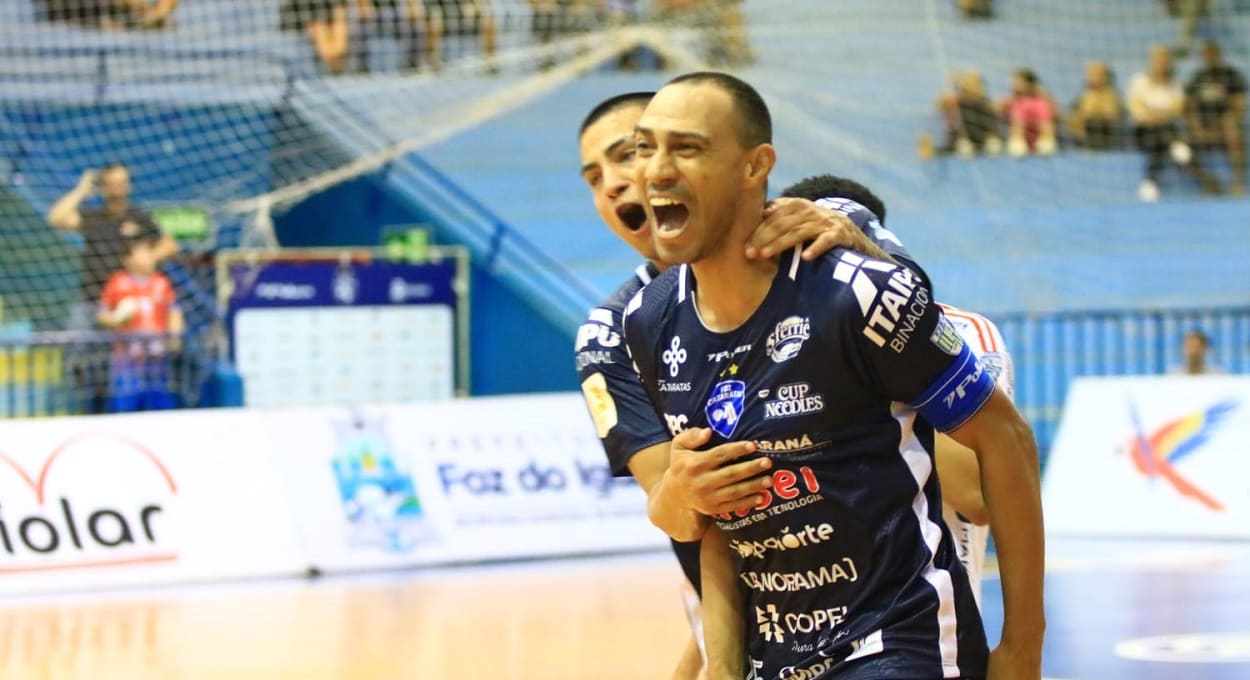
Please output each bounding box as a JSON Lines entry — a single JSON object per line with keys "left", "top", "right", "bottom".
{"left": 634, "top": 82, "right": 752, "bottom": 265}
{"left": 579, "top": 103, "right": 656, "bottom": 261}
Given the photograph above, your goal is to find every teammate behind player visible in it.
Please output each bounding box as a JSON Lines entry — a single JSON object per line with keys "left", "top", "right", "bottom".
{"left": 625, "top": 72, "right": 1044, "bottom": 679}
{"left": 575, "top": 93, "right": 905, "bottom": 679}
{"left": 780, "top": 174, "right": 1017, "bottom": 607}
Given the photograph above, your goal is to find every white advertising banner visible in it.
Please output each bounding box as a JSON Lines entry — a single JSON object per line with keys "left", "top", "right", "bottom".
{"left": 0, "top": 394, "right": 668, "bottom": 593}
{"left": 279, "top": 394, "right": 667, "bottom": 572}
{"left": 1043, "top": 376, "right": 1250, "bottom": 539}
{"left": 0, "top": 410, "right": 306, "bottom": 595}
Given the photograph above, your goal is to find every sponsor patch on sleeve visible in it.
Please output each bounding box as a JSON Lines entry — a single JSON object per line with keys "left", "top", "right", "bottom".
{"left": 930, "top": 315, "right": 965, "bottom": 356}
{"left": 581, "top": 372, "right": 618, "bottom": 438}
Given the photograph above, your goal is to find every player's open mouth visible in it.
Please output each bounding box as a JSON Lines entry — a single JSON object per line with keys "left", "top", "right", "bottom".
{"left": 651, "top": 197, "right": 690, "bottom": 233}
{"left": 616, "top": 203, "right": 648, "bottom": 232}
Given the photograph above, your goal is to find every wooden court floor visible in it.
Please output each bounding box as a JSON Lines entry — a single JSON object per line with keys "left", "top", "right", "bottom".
{"left": 2, "top": 539, "right": 1249, "bottom": 679}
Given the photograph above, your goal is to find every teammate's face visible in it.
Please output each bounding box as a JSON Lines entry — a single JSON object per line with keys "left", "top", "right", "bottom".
{"left": 579, "top": 103, "right": 656, "bottom": 261}
{"left": 634, "top": 81, "right": 756, "bottom": 265}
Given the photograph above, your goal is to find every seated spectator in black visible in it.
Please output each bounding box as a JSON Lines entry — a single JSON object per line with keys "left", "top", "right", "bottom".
{"left": 44, "top": 0, "right": 178, "bottom": 30}
{"left": 281, "top": 0, "right": 352, "bottom": 74}
{"left": 1069, "top": 60, "right": 1123, "bottom": 150}
{"left": 937, "top": 71, "right": 1003, "bottom": 157}
{"left": 1186, "top": 40, "right": 1246, "bottom": 195}
{"left": 999, "top": 68, "right": 1058, "bottom": 156}
{"left": 957, "top": 0, "right": 992, "bottom": 19}
{"left": 1128, "top": 44, "right": 1221, "bottom": 201}
{"left": 356, "top": 0, "right": 442, "bottom": 72}
{"left": 47, "top": 163, "right": 178, "bottom": 330}
{"left": 427, "top": 0, "right": 498, "bottom": 71}
{"left": 527, "top": 1, "right": 599, "bottom": 71}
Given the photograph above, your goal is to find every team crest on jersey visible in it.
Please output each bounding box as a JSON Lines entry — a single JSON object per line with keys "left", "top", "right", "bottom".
{"left": 930, "top": 316, "right": 964, "bottom": 356}
{"left": 766, "top": 316, "right": 810, "bottom": 363}
{"left": 706, "top": 380, "right": 746, "bottom": 438}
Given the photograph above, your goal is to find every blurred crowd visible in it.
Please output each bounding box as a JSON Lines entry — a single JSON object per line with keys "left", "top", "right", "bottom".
{"left": 37, "top": 0, "right": 753, "bottom": 75}
{"left": 928, "top": 40, "right": 1245, "bottom": 201}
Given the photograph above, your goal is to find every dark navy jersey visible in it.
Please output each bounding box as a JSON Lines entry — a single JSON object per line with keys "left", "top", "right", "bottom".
{"left": 623, "top": 248, "right": 995, "bottom": 680}
{"left": 576, "top": 200, "right": 925, "bottom": 479}
{"left": 577, "top": 262, "right": 672, "bottom": 477}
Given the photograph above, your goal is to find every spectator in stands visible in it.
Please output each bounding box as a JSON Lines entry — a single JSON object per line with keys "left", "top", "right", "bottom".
{"left": 428, "top": 0, "right": 498, "bottom": 71}
{"left": 97, "top": 237, "right": 183, "bottom": 412}
{"left": 1186, "top": 40, "right": 1246, "bottom": 195}
{"left": 651, "top": 1, "right": 752, "bottom": 67}
{"left": 999, "top": 68, "right": 1058, "bottom": 156}
{"left": 528, "top": 1, "right": 600, "bottom": 71}
{"left": 281, "top": 0, "right": 352, "bottom": 74}
{"left": 44, "top": 0, "right": 178, "bottom": 30}
{"left": 47, "top": 164, "right": 178, "bottom": 330}
{"left": 706, "top": 0, "right": 754, "bottom": 66}
{"left": 1128, "top": 44, "right": 1221, "bottom": 201}
{"left": 1170, "top": 329, "right": 1223, "bottom": 375}
{"left": 957, "top": 0, "right": 992, "bottom": 19}
{"left": 356, "top": 0, "right": 442, "bottom": 73}
{"left": 937, "top": 71, "right": 1003, "bottom": 157}
{"left": 1069, "top": 60, "right": 1123, "bottom": 150}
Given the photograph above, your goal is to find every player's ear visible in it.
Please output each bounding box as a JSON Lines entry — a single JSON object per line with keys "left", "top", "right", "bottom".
{"left": 743, "top": 143, "right": 776, "bottom": 188}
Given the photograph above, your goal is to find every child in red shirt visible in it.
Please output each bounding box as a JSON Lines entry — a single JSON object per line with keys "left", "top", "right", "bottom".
{"left": 97, "top": 236, "right": 185, "bottom": 412}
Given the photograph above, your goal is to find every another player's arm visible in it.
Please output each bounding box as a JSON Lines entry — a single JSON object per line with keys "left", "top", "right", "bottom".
{"left": 843, "top": 262, "right": 1043, "bottom": 678}
{"left": 946, "top": 392, "right": 1044, "bottom": 679}
{"left": 648, "top": 428, "right": 769, "bottom": 542}
{"left": 934, "top": 435, "right": 988, "bottom": 525}
{"left": 747, "top": 198, "right": 894, "bottom": 262}
{"left": 937, "top": 342, "right": 1014, "bottom": 526}
{"left": 700, "top": 525, "right": 744, "bottom": 680}
{"left": 581, "top": 303, "right": 769, "bottom": 542}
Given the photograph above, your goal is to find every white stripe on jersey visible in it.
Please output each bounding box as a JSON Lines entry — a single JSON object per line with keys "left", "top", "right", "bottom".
{"left": 635, "top": 263, "right": 654, "bottom": 285}
{"left": 891, "top": 402, "right": 963, "bottom": 678}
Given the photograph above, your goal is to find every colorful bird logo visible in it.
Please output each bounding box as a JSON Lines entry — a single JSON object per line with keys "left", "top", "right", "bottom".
{"left": 1126, "top": 400, "right": 1236, "bottom": 512}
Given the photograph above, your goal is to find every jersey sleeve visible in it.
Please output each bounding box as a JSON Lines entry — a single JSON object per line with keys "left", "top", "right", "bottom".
{"left": 831, "top": 252, "right": 994, "bottom": 432}
{"left": 576, "top": 304, "right": 670, "bottom": 477}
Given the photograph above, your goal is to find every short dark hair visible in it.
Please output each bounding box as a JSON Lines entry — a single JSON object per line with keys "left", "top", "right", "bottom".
{"left": 578, "top": 92, "right": 654, "bottom": 138}
{"left": 780, "top": 174, "right": 888, "bottom": 224}
{"left": 667, "top": 71, "right": 772, "bottom": 147}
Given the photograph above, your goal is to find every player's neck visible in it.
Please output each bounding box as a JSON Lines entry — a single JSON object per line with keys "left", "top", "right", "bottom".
{"left": 689, "top": 216, "right": 777, "bottom": 333}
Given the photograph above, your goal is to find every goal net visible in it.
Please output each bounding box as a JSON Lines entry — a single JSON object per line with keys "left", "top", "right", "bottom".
{"left": 1, "top": 0, "right": 1245, "bottom": 417}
